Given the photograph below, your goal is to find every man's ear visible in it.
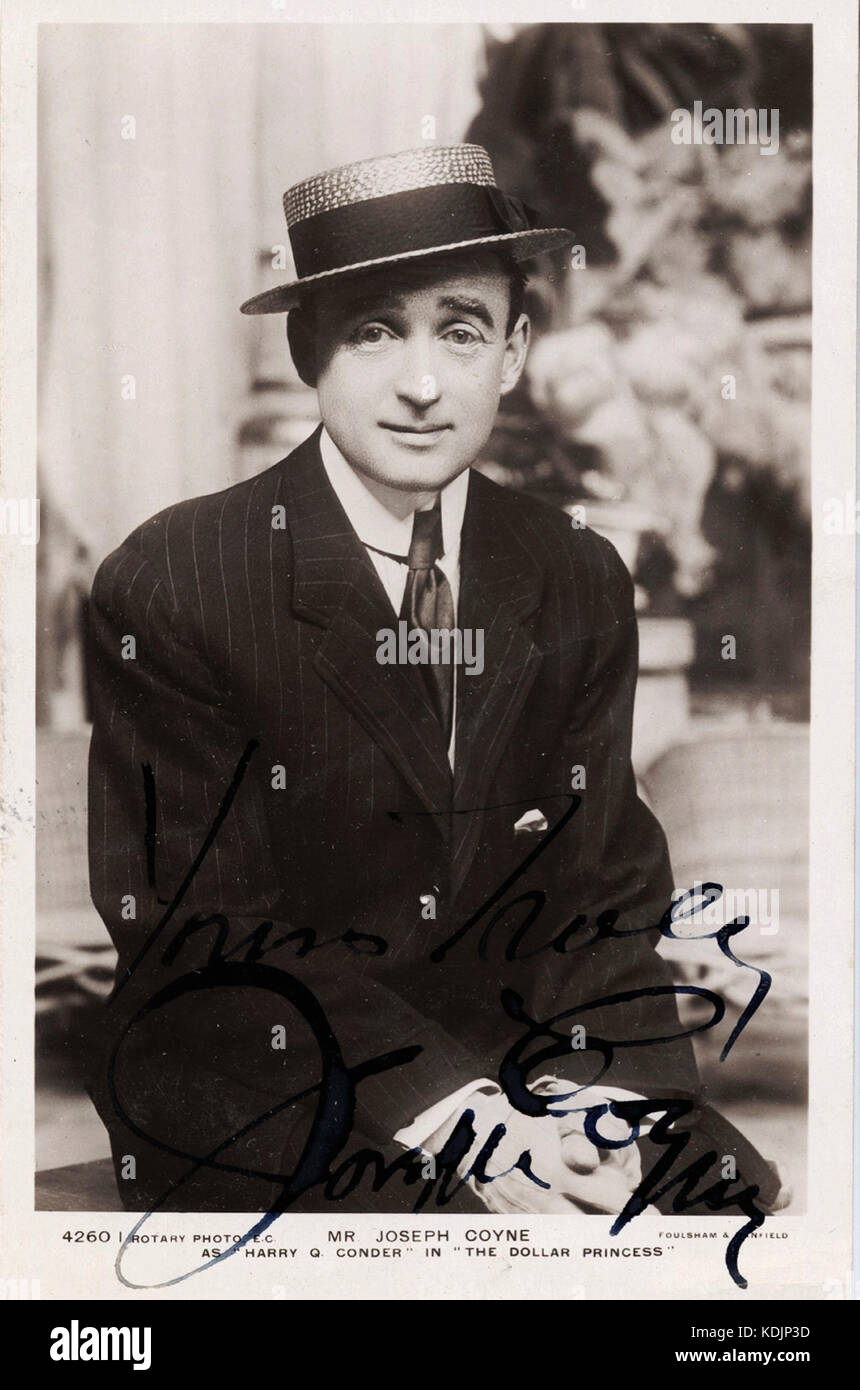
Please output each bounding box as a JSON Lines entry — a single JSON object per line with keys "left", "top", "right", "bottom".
{"left": 499, "top": 312, "right": 530, "bottom": 396}
{"left": 287, "top": 307, "right": 318, "bottom": 388}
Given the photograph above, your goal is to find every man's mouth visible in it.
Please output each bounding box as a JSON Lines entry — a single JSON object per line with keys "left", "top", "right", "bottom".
{"left": 380, "top": 423, "right": 453, "bottom": 435}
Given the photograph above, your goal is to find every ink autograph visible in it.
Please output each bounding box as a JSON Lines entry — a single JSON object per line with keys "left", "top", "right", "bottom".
{"left": 106, "top": 740, "right": 774, "bottom": 1291}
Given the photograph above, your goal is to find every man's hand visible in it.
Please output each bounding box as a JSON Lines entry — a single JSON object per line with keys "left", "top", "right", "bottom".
{"left": 422, "top": 1086, "right": 641, "bottom": 1215}
{"left": 425, "top": 1088, "right": 577, "bottom": 1214}
{"left": 548, "top": 1087, "right": 643, "bottom": 1214}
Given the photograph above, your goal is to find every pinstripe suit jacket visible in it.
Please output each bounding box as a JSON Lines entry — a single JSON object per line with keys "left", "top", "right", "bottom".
{"left": 87, "top": 425, "right": 699, "bottom": 1211}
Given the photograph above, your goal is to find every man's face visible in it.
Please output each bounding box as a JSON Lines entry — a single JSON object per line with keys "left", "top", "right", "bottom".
{"left": 308, "top": 254, "right": 529, "bottom": 498}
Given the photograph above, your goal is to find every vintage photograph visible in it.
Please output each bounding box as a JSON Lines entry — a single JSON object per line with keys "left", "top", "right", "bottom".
{"left": 29, "top": 17, "right": 816, "bottom": 1243}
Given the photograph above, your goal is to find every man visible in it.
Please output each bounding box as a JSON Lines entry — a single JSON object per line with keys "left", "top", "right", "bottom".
{"left": 87, "top": 144, "right": 778, "bottom": 1219}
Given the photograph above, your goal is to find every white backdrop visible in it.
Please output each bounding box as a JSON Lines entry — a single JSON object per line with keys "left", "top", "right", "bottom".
{"left": 37, "top": 22, "right": 484, "bottom": 560}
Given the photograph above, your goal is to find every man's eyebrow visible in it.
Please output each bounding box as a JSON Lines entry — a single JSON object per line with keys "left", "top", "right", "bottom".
{"left": 333, "top": 290, "right": 406, "bottom": 320}
{"left": 322, "top": 288, "right": 498, "bottom": 329}
{"left": 436, "top": 295, "right": 496, "bottom": 330}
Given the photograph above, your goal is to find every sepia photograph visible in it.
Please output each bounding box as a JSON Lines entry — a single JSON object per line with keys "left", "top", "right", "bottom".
{"left": 33, "top": 16, "right": 812, "bottom": 1222}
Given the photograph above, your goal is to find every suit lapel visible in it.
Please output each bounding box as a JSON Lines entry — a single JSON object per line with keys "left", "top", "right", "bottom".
{"left": 450, "top": 471, "right": 545, "bottom": 899}
{"left": 277, "top": 432, "right": 546, "bottom": 871}
{"left": 283, "top": 429, "right": 454, "bottom": 844}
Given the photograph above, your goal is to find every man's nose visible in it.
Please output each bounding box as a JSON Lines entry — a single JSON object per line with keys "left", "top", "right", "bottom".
{"left": 394, "top": 340, "right": 442, "bottom": 410}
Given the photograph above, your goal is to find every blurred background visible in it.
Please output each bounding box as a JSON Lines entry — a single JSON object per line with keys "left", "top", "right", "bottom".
{"left": 35, "top": 21, "right": 810, "bottom": 1209}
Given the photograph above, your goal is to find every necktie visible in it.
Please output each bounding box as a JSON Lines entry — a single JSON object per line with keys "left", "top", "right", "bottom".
{"left": 400, "top": 500, "right": 455, "bottom": 741}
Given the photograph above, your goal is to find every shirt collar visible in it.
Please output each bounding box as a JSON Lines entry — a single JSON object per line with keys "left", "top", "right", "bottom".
{"left": 319, "top": 425, "right": 470, "bottom": 565}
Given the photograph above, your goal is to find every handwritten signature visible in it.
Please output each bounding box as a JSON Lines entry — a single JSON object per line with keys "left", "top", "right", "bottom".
{"left": 103, "top": 741, "right": 773, "bottom": 1291}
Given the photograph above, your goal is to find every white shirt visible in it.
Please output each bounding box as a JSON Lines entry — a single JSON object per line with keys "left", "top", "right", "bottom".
{"left": 319, "top": 426, "right": 470, "bottom": 768}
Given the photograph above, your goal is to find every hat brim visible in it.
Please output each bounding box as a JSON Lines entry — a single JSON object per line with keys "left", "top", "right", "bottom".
{"left": 240, "top": 227, "right": 575, "bottom": 314}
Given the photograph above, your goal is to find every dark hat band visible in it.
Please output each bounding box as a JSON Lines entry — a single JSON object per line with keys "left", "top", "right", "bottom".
{"left": 289, "top": 183, "right": 541, "bottom": 283}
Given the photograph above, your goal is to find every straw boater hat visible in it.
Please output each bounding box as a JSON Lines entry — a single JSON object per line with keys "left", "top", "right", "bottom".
{"left": 240, "top": 143, "right": 575, "bottom": 315}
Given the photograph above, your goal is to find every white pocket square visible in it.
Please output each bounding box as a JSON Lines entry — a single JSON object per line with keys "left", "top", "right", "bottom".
{"left": 513, "top": 808, "right": 549, "bottom": 836}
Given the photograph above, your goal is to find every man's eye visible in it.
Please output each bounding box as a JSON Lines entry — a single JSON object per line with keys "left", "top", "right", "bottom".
{"left": 352, "top": 323, "right": 393, "bottom": 346}
{"left": 444, "top": 325, "right": 481, "bottom": 347}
